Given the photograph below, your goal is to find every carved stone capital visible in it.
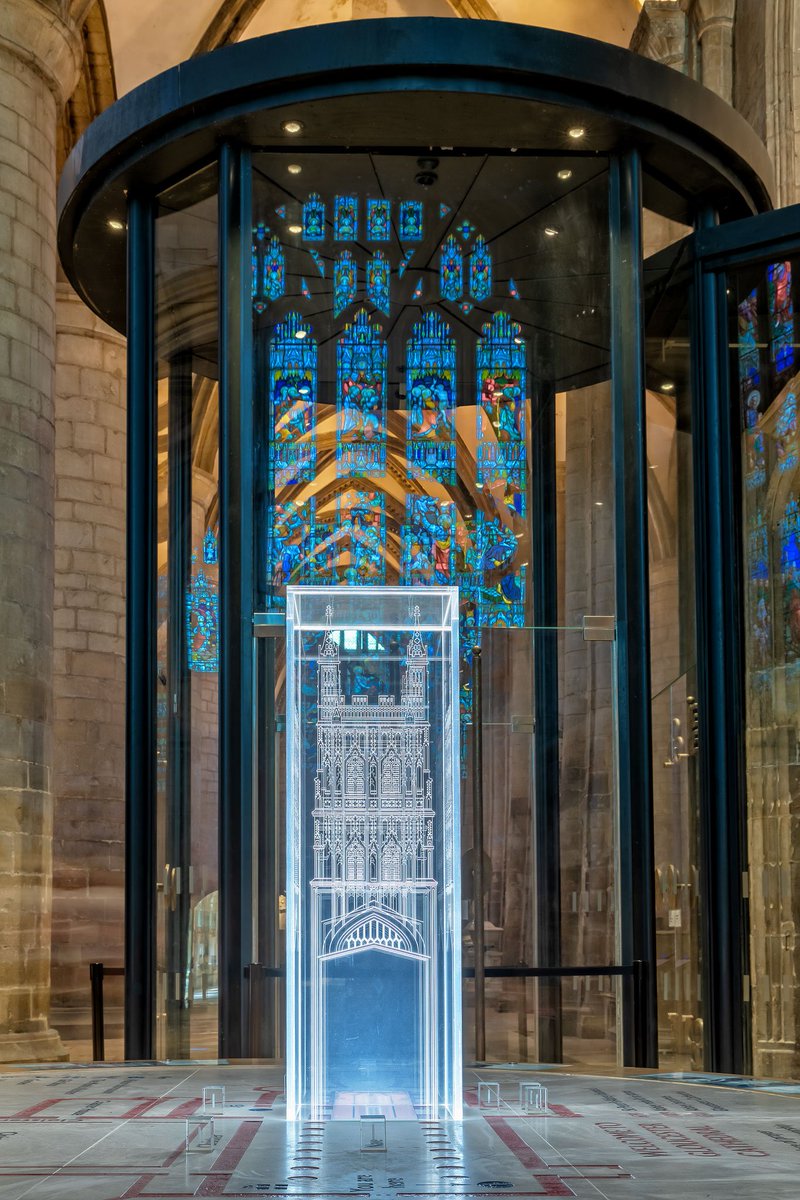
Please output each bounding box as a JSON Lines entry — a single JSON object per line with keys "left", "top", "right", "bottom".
{"left": 0, "top": 0, "right": 82, "bottom": 104}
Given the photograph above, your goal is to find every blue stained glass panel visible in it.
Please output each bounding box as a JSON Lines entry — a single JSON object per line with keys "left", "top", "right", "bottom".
{"left": 768, "top": 261, "right": 795, "bottom": 374}
{"left": 412, "top": 277, "right": 424, "bottom": 300}
{"left": 186, "top": 569, "right": 219, "bottom": 672}
{"left": 508, "top": 278, "right": 520, "bottom": 299}
{"left": 333, "top": 251, "right": 358, "bottom": 318}
{"left": 738, "top": 287, "right": 761, "bottom": 410}
{"left": 399, "top": 200, "right": 424, "bottom": 242}
{"left": 263, "top": 235, "right": 286, "bottom": 301}
{"left": 203, "top": 527, "right": 218, "bottom": 565}
{"left": 309, "top": 248, "right": 326, "bottom": 277}
{"left": 476, "top": 312, "right": 527, "bottom": 503}
{"left": 267, "top": 498, "right": 315, "bottom": 597}
{"left": 780, "top": 496, "right": 800, "bottom": 663}
{"left": 303, "top": 193, "right": 326, "bottom": 241}
{"left": 403, "top": 495, "right": 456, "bottom": 584}
{"left": 336, "top": 309, "right": 387, "bottom": 477}
{"left": 439, "top": 236, "right": 463, "bottom": 302}
{"left": 406, "top": 311, "right": 457, "bottom": 484}
{"left": 398, "top": 250, "right": 415, "bottom": 278}
{"left": 469, "top": 235, "right": 492, "bottom": 302}
{"left": 776, "top": 392, "right": 798, "bottom": 473}
{"left": 366, "top": 251, "right": 391, "bottom": 316}
{"left": 269, "top": 312, "right": 318, "bottom": 487}
{"left": 336, "top": 488, "right": 386, "bottom": 583}
{"left": 334, "top": 195, "right": 358, "bottom": 241}
{"left": 366, "top": 198, "right": 391, "bottom": 241}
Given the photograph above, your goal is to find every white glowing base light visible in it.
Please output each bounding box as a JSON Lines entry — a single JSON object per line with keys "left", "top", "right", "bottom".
{"left": 286, "top": 586, "right": 462, "bottom": 1120}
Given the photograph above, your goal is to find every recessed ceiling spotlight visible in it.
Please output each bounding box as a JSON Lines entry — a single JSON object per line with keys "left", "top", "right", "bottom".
{"left": 660, "top": 381, "right": 676, "bottom": 392}
{"left": 568, "top": 126, "right": 586, "bottom": 140}
{"left": 107, "top": 218, "right": 125, "bottom": 231}
{"left": 294, "top": 328, "right": 308, "bottom": 340}
{"left": 282, "top": 119, "right": 304, "bottom": 135}
{"left": 544, "top": 226, "right": 559, "bottom": 238}
{"left": 557, "top": 168, "right": 573, "bottom": 181}
{"left": 288, "top": 223, "right": 302, "bottom": 234}
{"left": 595, "top": 501, "right": 603, "bottom": 507}
{"left": 288, "top": 163, "right": 302, "bottom": 175}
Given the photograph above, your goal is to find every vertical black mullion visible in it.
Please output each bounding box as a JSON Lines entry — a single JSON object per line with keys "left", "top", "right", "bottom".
{"left": 125, "top": 193, "right": 157, "bottom": 1060}
{"left": 609, "top": 152, "right": 658, "bottom": 1067}
{"left": 219, "top": 143, "right": 255, "bottom": 1057}
{"left": 692, "top": 230, "right": 750, "bottom": 1074}
{"left": 531, "top": 383, "right": 562, "bottom": 1062}
{"left": 166, "top": 351, "right": 193, "bottom": 1058}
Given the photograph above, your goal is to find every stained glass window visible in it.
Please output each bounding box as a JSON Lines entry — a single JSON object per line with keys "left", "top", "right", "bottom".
{"left": 336, "top": 488, "right": 386, "bottom": 583}
{"left": 775, "top": 392, "right": 798, "bottom": 473}
{"left": 269, "top": 312, "right": 317, "bottom": 487}
{"left": 333, "top": 251, "right": 358, "bottom": 319}
{"left": 366, "top": 251, "right": 391, "bottom": 316}
{"left": 186, "top": 568, "right": 219, "bottom": 672}
{"left": 398, "top": 250, "right": 415, "bottom": 278}
{"left": 439, "top": 235, "right": 463, "bottom": 302}
{"left": 738, "top": 287, "right": 761, "bottom": 412}
{"left": 406, "top": 311, "right": 456, "bottom": 484}
{"left": 403, "top": 495, "right": 457, "bottom": 584}
{"left": 399, "top": 200, "right": 424, "bottom": 242}
{"left": 476, "top": 312, "right": 527, "bottom": 510}
{"left": 455, "top": 219, "right": 475, "bottom": 241}
{"left": 252, "top": 222, "right": 268, "bottom": 313}
{"left": 336, "top": 310, "right": 387, "bottom": 477}
{"left": 366, "top": 198, "right": 391, "bottom": 241}
{"left": 469, "top": 235, "right": 492, "bottom": 302}
{"left": 303, "top": 193, "right": 326, "bottom": 241}
{"left": 203, "top": 527, "right": 218, "bottom": 565}
{"left": 309, "top": 248, "right": 326, "bottom": 277}
{"left": 469, "top": 512, "right": 525, "bottom": 628}
{"left": 748, "top": 509, "right": 771, "bottom": 671}
{"left": 780, "top": 496, "right": 800, "bottom": 665}
{"left": 768, "top": 261, "right": 795, "bottom": 375}
{"left": 263, "top": 235, "right": 286, "bottom": 302}
{"left": 334, "top": 195, "right": 358, "bottom": 241}
{"left": 268, "top": 498, "right": 315, "bottom": 594}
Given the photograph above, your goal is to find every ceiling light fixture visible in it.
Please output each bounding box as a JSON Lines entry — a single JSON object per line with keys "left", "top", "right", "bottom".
{"left": 568, "top": 126, "right": 586, "bottom": 140}
{"left": 107, "top": 218, "right": 125, "bottom": 231}
{"left": 557, "top": 168, "right": 573, "bottom": 181}
{"left": 288, "top": 163, "right": 302, "bottom": 175}
{"left": 282, "top": 119, "right": 304, "bottom": 135}
{"left": 288, "top": 223, "right": 302, "bottom": 234}
{"left": 544, "top": 226, "right": 559, "bottom": 238}
{"left": 660, "top": 381, "right": 676, "bottom": 392}
{"left": 295, "top": 328, "right": 308, "bottom": 340}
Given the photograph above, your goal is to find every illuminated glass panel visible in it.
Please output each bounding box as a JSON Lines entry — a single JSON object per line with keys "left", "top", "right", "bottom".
{"left": 186, "top": 568, "right": 219, "bottom": 672}
{"left": 333, "top": 251, "right": 358, "bottom": 319}
{"left": 336, "top": 488, "right": 386, "bottom": 583}
{"left": 768, "top": 261, "right": 795, "bottom": 375}
{"left": 476, "top": 312, "right": 527, "bottom": 504}
{"left": 775, "top": 391, "right": 798, "bottom": 473}
{"left": 285, "top": 586, "right": 462, "bottom": 1121}
{"left": 780, "top": 496, "right": 800, "bottom": 666}
{"left": 366, "top": 198, "right": 391, "bottom": 241}
{"left": 469, "top": 234, "right": 492, "bottom": 302}
{"left": 403, "top": 495, "right": 457, "bottom": 584}
{"left": 399, "top": 200, "right": 424, "bottom": 242}
{"left": 269, "top": 312, "right": 317, "bottom": 487}
{"left": 263, "top": 235, "right": 286, "bottom": 301}
{"left": 336, "top": 310, "right": 387, "bottom": 477}
{"left": 406, "top": 311, "right": 456, "bottom": 484}
{"left": 334, "top": 195, "right": 358, "bottom": 241}
{"left": 303, "top": 192, "right": 326, "bottom": 241}
{"left": 366, "top": 251, "right": 391, "bottom": 316}
{"left": 439, "top": 235, "right": 463, "bottom": 302}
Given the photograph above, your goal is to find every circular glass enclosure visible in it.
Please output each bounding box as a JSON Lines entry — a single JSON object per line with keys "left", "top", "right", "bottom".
{"left": 57, "top": 18, "right": 772, "bottom": 1076}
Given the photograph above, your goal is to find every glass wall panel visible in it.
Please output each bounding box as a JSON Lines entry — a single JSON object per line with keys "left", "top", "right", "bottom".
{"left": 644, "top": 215, "right": 703, "bottom": 1069}
{"left": 729, "top": 254, "right": 800, "bottom": 1078}
{"left": 155, "top": 171, "right": 219, "bottom": 1059}
{"left": 251, "top": 149, "right": 613, "bottom": 1066}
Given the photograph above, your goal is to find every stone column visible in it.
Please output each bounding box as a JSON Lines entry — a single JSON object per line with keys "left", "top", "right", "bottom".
{"left": 50, "top": 281, "right": 126, "bottom": 1051}
{"left": 694, "top": 0, "right": 736, "bottom": 103}
{"left": 0, "top": 0, "right": 81, "bottom": 1062}
{"left": 631, "top": 1, "right": 690, "bottom": 71}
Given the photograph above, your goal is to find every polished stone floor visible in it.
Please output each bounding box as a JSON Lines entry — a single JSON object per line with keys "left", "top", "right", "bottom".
{"left": 1, "top": 1062, "right": 799, "bottom": 1199}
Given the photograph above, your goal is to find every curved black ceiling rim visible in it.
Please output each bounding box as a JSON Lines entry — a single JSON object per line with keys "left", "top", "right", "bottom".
{"left": 57, "top": 17, "right": 774, "bottom": 328}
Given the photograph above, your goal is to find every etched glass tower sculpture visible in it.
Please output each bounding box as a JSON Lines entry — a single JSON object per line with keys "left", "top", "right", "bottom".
{"left": 286, "top": 586, "right": 461, "bottom": 1120}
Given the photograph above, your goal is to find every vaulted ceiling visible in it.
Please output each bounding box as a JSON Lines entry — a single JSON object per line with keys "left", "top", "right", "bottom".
{"left": 103, "top": 0, "right": 644, "bottom": 97}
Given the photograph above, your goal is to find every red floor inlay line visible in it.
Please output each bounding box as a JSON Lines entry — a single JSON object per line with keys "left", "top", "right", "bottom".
{"left": 195, "top": 1120, "right": 261, "bottom": 1196}
{"left": 483, "top": 1117, "right": 575, "bottom": 1198}
{"left": 6, "top": 1099, "right": 63, "bottom": 1119}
